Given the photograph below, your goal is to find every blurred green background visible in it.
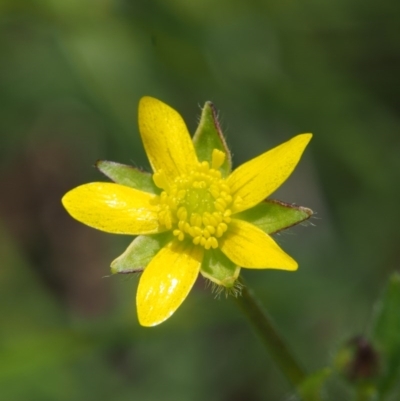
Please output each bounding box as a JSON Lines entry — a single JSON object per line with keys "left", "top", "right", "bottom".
{"left": 1, "top": 0, "right": 400, "bottom": 400}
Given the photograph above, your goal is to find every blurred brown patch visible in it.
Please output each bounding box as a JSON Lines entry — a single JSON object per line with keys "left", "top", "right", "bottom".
{"left": 0, "top": 140, "right": 112, "bottom": 317}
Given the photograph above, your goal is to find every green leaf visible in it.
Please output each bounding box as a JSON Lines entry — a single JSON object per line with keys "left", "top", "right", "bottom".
{"left": 371, "top": 273, "right": 400, "bottom": 398}
{"left": 235, "top": 199, "right": 313, "bottom": 235}
{"left": 298, "top": 368, "right": 331, "bottom": 401}
{"left": 96, "top": 160, "right": 159, "bottom": 194}
{"left": 200, "top": 249, "right": 240, "bottom": 288}
{"left": 193, "top": 101, "right": 232, "bottom": 177}
{"left": 111, "top": 233, "right": 172, "bottom": 274}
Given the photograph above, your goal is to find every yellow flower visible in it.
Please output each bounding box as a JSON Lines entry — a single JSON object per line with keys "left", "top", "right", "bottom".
{"left": 62, "top": 97, "right": 312, "bottom": 327}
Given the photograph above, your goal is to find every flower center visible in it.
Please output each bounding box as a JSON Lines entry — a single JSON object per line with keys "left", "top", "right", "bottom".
{"left": 153, "top": 149, "right": 235, "bottom": 249}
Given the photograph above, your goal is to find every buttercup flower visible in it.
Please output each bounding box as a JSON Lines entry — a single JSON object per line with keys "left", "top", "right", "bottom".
{"left": 62, "top": 97, "right": 312, "bottom": 326}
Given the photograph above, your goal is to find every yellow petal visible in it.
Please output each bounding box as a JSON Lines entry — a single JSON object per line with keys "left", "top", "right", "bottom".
{"left": 138, "top": 97, "right": 198, "bottom": 181}
{"left": 219, "top": 219, "right": 298, "bottom": 270}
{"left": 137, "top": 240, "right": 203, "bottom": 327}
{"left": 228, "top": 134, "right": 312, "bottom": 213}
{"left": 62, "top": 182, "right": 162, "bottom": 235}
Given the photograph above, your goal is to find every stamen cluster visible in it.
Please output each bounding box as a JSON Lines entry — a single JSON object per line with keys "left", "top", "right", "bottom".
{"left": 154, "top": 150, "right": 238, "bottom": 249}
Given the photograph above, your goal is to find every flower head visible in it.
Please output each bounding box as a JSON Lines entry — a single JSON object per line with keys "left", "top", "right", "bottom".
{"left": 62, "top": 97, "right": 312, "bottom": 326}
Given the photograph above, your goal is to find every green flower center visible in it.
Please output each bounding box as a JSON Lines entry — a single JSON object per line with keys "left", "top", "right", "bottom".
{"left": 153, "top": 149, "right": 237, "bottom": 249}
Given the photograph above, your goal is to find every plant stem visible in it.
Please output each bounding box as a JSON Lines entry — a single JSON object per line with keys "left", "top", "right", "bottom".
{"left": 233, "top": 276, "right": 307, "bottom": 389}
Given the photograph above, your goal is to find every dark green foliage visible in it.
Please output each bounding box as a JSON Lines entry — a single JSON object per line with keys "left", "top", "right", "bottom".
{"left": 1, "top": 0, "right": 399, "bottom": 400}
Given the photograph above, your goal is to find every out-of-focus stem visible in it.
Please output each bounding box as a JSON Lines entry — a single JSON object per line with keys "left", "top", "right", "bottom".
{"left": 233, "top": 276, "right": 307, "bottom": 389}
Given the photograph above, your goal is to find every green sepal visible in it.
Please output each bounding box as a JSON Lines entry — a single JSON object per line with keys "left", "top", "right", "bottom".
{"left": 371, "top": 273, "right": 400, "bottom": 396}
{"left": 200, "top": 248, "right": 240, "bottom": 288}
{"left": 96, "top": 160, "right": 159, "bottom": 194}
{"left": 298, "top": 368, "right": 331, "bottom": 401}
{"left": 235, "top": 199, "right": 313, "bottom": 235}
{"left": 193, "top": 101, "right": 232, "bottom": 177}
{"left": 110, "top": 232, "right": 172, "bottom": 274}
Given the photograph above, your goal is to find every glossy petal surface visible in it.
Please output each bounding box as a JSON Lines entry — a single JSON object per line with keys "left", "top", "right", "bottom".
{"left": 228, "top": 134, "right": 312, "bottom": 213}
{"left": 138, "top": 97, "right": 198, "bottom": 180}
{"left": 62, "top": 183, "right": 161, "bottom": 235}
{"left": 137, "top": 241, "right": 204, "bottom": 326}
{"left": 219, "top": 219, "right": 298, "bottom": 270}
